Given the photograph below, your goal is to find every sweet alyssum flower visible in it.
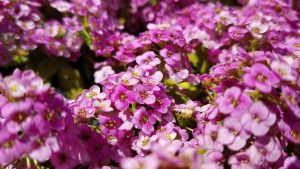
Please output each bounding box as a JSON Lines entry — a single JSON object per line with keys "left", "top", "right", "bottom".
{"left": 241, "top": 101, "right": 276, "bottom": 136}
{"left": 243, "top": 63, "right": 279, "bottom": 93}
{"left": 133, "top": 84, "right": 156, "bottom": 105}
{"left": 216, "top": 86, "right": 252, "bottom": 117}
{"left": 136, "top": 51, "right": 161, "bottom": 70}
{"left": 248, "top": 136, "right": 282, "bottom": 165}
{"left": 217, "top": 117, "right": 250, "bottom": 151}
{"left": 110, "top": 85, "right": 136, "bottom": 111}
{"left": 1, "top": 0, "right": 300, "bottom": 168}
{"left": 247, "top": 21, "right": 269, "bottom": 39}
{"left": 132, "top": 106, "right": 156, "bottom": 134}
{"left": 0, "top": 69, "right": 81, "bottom": 166}
{"left": 159, "top": 45, "right": 181, "bottom": 65}
{"left": 228, "top": 26, "right": 248, "bottom": 41}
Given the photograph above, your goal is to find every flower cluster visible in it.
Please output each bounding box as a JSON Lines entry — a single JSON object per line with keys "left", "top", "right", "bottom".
{"left": 0, "top": 69, "right": 68, "bottom": 165}
{"left": 0, "top": 0, "right": 126, "bottom": 63}
{"left": 0, "top": 69, "right": 118, "bottom": 168}
{"left": 1, "top": 0, "right": 300, "bottom": 168}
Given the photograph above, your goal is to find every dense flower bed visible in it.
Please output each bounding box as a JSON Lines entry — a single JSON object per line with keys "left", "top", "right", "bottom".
{"left": 1, "top": 0, "right": 300, "bottom": 168}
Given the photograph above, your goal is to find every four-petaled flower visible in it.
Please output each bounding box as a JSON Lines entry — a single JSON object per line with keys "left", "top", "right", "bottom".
{"left": 241, "top": 102, "right": 276, "bottom": 136}
{"left": 243, "top": 63, "right": 279, "bottom": 93}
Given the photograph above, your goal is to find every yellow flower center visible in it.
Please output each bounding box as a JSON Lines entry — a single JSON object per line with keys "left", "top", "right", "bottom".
{"left": 256, "top": 74, "right": 267, "bottom": 82}
{"left": 251, "top": 27, "right": 260, "bottom": 34}
{"left": 139, "top": 91, "right": 148, "bottom": 99}
{"left": 291, "top": 130, "right": 300, "bottom": 141}
{"left": 120, "top": 94, "right": 127, "bottom": 101}
{"left": 231, "top": 99, "right": 239, "bottom": 107}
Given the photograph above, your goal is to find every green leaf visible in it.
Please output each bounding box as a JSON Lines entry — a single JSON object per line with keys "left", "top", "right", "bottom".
{"left": 246, "top": 88, "right": 260, "bottom": 101}
{"left": 178, "top": 82, "right": 198, "bottom": 92}
{"left": 150, "top": 0, "right": 158, "bottom": 5}
{"left": 164, "top": 79, "right": 176, "bottom": 86}
{"left": 26, "top": 52, "right": 84, "bottom": 99}
{"left": 174, "top": 112, "right": 197, "bottom": 129}
{"left": 78, "top": 29, "right": 93, "bottom": 50}
{"left": 131, "top": 103, "right": 137, "bottom": 112}
{"left": 175, "top": 113, "right": 186, "bottom": 127}
{"left": 26, "top": 53, "right": 66, "bottom": 81}
{"left": 57, "top": 64, "right": 84, "bottom": 99}
{"left": 188, "top": 53, "right": 199, "bottom": 68}
{"left": 200, "top": 59, "right": 208, "bottom": 74}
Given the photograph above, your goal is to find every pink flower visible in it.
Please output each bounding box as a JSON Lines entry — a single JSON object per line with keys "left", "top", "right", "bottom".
{"left": 282, "top": 86, "right": 300, "bottom": 117}
{"left": 110, "top": 85, "right": 135, "bottom": 111}
{"left": 247, "top": 21, "right": 268, "bottom": 38}
{"left": 159, "top": 46, "right": 181, "bottom": 65}
{"left": 248, "top": 137, "right": 282, "bottom": 165}
{"left": 132, "top": 106, "right": 156, "bottom": 134}
{"left": 216, "top": 87, "right": 252, "bottom": 117}
{"left": 94, "top": 66, "right": 115, "bottom": 83}
{"left": 136, "top": 51, "right": 161, "bottom": 70}
{"left": 134, "top": 84, "right": 156, "bottom": 105}
{"left": 243, "top": 63, "right": 279, "bottom": 93}
{"left": 228, "top": 26, "right": 248, "bottom": 40}
{"left": 241, "top": 102, "right": 276, "bottom": 136}
{"left": 217, "top": 117, "right": 250, "bottom": 151}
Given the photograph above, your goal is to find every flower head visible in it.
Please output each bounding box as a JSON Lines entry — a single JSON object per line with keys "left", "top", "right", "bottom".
{"left": 216, "top": 86, "right": 252, "bottom": 117}
{"left": 110, "top": 85, "right": 135, "bottom": 111}
{"left": 136, "top": 51, "right": 161, "bottom": 70}
{"left": 241, "top": 102, "right": 276, "bottom": 136}
{"left": 132, "top": 106, "right": 156, "bottom": 134}
{"left": 243, "top": 63, "right": 279, "bottom": 93}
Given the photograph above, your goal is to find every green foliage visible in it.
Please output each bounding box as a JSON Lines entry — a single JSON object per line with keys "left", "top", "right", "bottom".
{"left": 174, "top": 112, "right": 197, "bottom": 129}
{"left": 150, "top": 0, "right": 158, "bottom": 5}
{"left": 78, "top": 29, "right": 93, "bottom": 50}
{"left": 57, "top": 64, "right": 84, "bottom": 99}
{"left": 188, "top": 46, "right": 211, "bottom": 74}
{"left": 26, "top": 51, "right": 85, "bottom": 99}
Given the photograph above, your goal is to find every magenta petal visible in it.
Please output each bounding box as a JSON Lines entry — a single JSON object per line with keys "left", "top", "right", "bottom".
{"left": 224, "top": 87, "right": 241, "bottom": 99}
{"left": 165, "top": 58, "right": 176, "bottom": 65}
{"left": 136, "top": 56, "right": 145, "bottom": 65}
{"left": 126, "top": 91, "right": 137, "bottom": 103}
{"left": 46, "top": 137, "right": 60, "bottom": 152}
{"left": 251, "top": 121, "right": 269, "bottom": 136}
{"left": 219, "top": 101, "right": 233, "bottom": 114}
{"left": 150, "top": 58, "right": 161, "bottom": 66}
{"left": 128, "top": 78, "right": 139, "bottom": 86}
{"left": 241, "top": 113, "right": 252, "bottom": 127}
{"left": 115, "top": 100, "right": 128, "bottom": 111}
{"left": 243, "top": 73, "right": 255, "bottom": 87}
{"left": 255, "top": 81, "right": 271, "bottom": 93}
{"left": 223, "top": 117, "right": 242, "bottom": 131}
{"left": 228, "top": 136, "right": 246, "bottom": 151}
{"left": 266, "top": 145, "right": 281, "bottom": 162}
{"left": 145, "top": 95, "right": 155, "bottom": 104}
{"left": 173, "top": 53, "right": 181, "bottom": 61}
{"left": 142, "top": 123, "right": 154, "bottom": 135}
{"left": 249, "top": 145, "right": 264, "bottom": 165}
{"left": 250, "top": 102, "right": 269, "bottom": 120}
{"left": 110, "top": 92, "right": 119, "bottom": 101}
{"left": 0, "top": 149, "right": 15, "bottom": 166}
{"left": 251, "top": 63, "right": 269, "bottom": 75}
{"left": 235, "top": 94, "right": 252, "bottom": 112}
{"left": 268, "top": 72, "right": 280, "bottom": 85}
{"left": 218, "top": 127, "right": 235, "bottom": 145}
{"left": 264, "top": 112, "right": 276, "bottom": 126}
{"left": 29, "top": 145, "right": 52, "bottom": 162}
{"left": 6, "top": 121, "right": 20, "bottom": 134}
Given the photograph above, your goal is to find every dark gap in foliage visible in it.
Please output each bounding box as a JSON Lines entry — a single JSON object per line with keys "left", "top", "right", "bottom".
{"left": 39, "top": 4, "right": 63, "bottom": 21}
